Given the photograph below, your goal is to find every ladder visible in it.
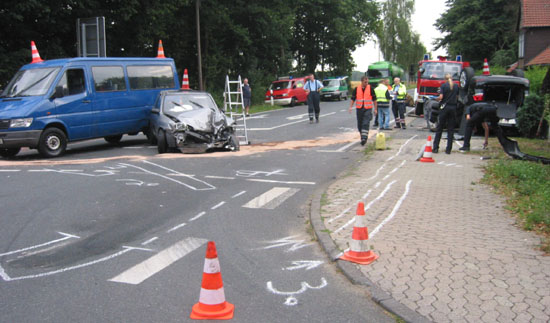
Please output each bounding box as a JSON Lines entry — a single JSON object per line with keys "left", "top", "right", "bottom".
{"left": 223, "top": 75, "right": 249, "bottom": 145}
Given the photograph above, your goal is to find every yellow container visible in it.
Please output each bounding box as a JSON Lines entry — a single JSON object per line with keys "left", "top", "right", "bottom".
{"left": 375, "top": 132, "right": 386, "bottom": 150}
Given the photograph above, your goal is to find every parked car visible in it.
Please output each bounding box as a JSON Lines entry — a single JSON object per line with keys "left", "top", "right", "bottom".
{"left": 264, "top": 76, "right": 308, "bottom": 107}
{"left": 0, "top": 56, "right": 179, "bottom": 158}
{"left": 150, "top": 90, "right": 239, "bottom": 154}
{"left": 320, "top": 76, "right": 348, "bottom": 101}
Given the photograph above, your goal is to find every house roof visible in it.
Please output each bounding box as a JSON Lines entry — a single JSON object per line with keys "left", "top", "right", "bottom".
{"left": 526, "top": 47, "right": 550, "bottom": 66}
{"left": 521, "top": 0, "right": 550, "bottom": 28}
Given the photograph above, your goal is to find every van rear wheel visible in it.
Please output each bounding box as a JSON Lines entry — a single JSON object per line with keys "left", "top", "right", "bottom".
{"left": 38, "top": 128, "right": 67, "bottom": 158}
{"left": 0, "top": 148, "right": 21, "bottom": 158}
{"left": 104, "top": 135, "right": 123, "bottom": 143}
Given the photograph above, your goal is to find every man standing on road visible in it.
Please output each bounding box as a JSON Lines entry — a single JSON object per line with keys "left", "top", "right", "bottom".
{"left": 392, "top": 77, "right": 407, "bottom": 129}
{"left": 304, "top": 73, "right": 324, "bottom": 123}
{"left": 433, "top": 73, "right": 459, "bottom": 154}
{"left": 375, "top": 79, "right": 392, "bottom": 130}
{"left": 349, "top": 76, "right": 377, "bottom": 145}
{"left": 242, "top": 78, "right": 252, "bottom": 117}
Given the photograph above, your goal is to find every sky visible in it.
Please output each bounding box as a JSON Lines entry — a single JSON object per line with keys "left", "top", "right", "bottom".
{"left": 352, "top": 0, "right": 449, "bottom": 71}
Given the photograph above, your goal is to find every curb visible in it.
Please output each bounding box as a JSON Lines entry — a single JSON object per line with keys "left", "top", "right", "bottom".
{"left": 310, "top": 182, "right": 431, "bottom": 323}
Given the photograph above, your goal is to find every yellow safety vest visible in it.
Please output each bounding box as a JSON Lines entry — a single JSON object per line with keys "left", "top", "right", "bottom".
{"left": 374, "top": 84, "right": 389, "bottom": 103}
{"left": 392, "top": 83, "right": 407, "bottom": 100}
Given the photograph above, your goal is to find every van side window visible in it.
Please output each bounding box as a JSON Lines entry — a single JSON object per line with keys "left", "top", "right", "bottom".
{"left": 92, "top": 66, "right": 127, "bottom": 92}
{"left": 128, "top": 65, "right": 175, "bottom": 90}
{"left": 56, "top": 69, "right": 86, "bottom": 96}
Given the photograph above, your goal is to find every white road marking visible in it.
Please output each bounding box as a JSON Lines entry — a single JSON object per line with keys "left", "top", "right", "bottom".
{"left": 357, "top": 164, "right": 386, "bottom": 183}
{"left": 231, "top": 191, "right": 246, "bottom": 198}
{"left": 327, "top": 206, "right": 352, "bottom": 224}
{"left": 382, "top": 160, "right": 407, "bottom": 180}
{"left": 283, "top": 260, "right": 324, "bottom": 271}
{"left": 246, "top": 179, "right": 315, "bottom": 185}
{"left": 370, "top": 180, "right": 413, "bottom": 238}
{"left": 211, "top": 201, "right": 226, "bottom": 210}
{"left": 249, "top": 112, "right": 336, "bottom": 130}
{"left": 243, "top": 187, "right": 299, "bottom": 209}
{"left": 260, "top": 235, "right": 312, "bottom": 252}
{"left": 317, "top": 140, "right": 359, "bottom": 153}
{"left": 205, "top": 176, "right": 236, "bottom": 180}
{"left": 0, "top": 169, "right": 21, "bottom": 172}
{"left": 141, "top": 237, "right": 158, "bottom": 246}
{"left": 386, "top": 134, "right": 418, "bottom": 161}
{"left": 166, "top": 222, "right": 187, "bottom": 233}
{"left": 0, "top": 232, "right": 80, "bottom": 257}
{"left": 189, "top": 211, "right": 206, "bottom": 222}
{"left": 119, "top": 162, "right": 215, "bottom": 191}
{"left": 267, "top": 278, "right": 328, "bottom": 306}
{"left": 109, "top": 237, "right": 207, "bottom": 285}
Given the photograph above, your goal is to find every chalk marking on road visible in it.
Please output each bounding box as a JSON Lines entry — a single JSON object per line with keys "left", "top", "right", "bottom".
{"left": 0, "top": 232, "right": 80, "bottom": 257}
{"left": 243, "top": 187, "right": 299, "bottom": 209}
{"left": 0, "top": 246, "right": 140, "bottom": 282}
{"left": 370, "top": 180, "right": 412, "bottom": 239}
{"left": 248, "top": 112, "right": 336, "bottom": 131}
{"left": 231, "top": 190, "right": 246, "bottom": 198}
{"left": 317, "top": 140, "right": 358, "bottom": 153}
{"left": 0, "top": 169, "right": 21, "bottom": 172}
{"left": 267, "top": 277, "right": 328, "bottom": 306}
{"left": 205, "top": 175, "right": 236, "bottom": 180}
{"left": 327, "top": 206, "right": 352, "bottom": 224}
{"left": 382, "top": 160, "right": 407, "bottom": 180}
{"left": 141, "top": 237, "right": 158, "bottom": 246}
{"left": 260, "top": 235, "right": 312, "bottom": 252}
{"left": 287, "top": 113, "right": 309, "bottom": 120}
{"left": 236, "top": 169, "right": 287, "bottom": 178}
{"left": 116, "top": 179, "right": 159, "bottom": 187}
{"left": 282, "top": 260, "right": 324, "bottom": 271}
{"left": 334, "top": 180, "right": 397, "bottom": 234}
{"left": 211, "top": 201, "right": 226, "bottom": 210}
{"left": 357, "top": 164, "right": 386, "bottom": 183}
{"left": 118, "top": 162, "right": 215, "bottom": 191}
{"left": 141, "top": 160, "right": 216, "bottom": 190}
{"left": 362, "top": 189, "right": 373, "bottom": 200}
{"left": 386, "top": 134, "right": 418, "bottom": 161}
{"left": 166, "top": 222, "right": 187, "bottom": 233}
{"left": 109, "top": 237, "right": 207, "bottom": 285}
{"left": 27, "top": 169, "right": 117, "bottom": 177}
{"left": 246, "top": 179, "right": 315, "bottom": 185}
{"left": 189, "top": 211, "right": 206, "bottom": 222}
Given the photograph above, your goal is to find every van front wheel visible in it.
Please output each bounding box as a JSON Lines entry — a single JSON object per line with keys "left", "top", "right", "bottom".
{"left": 38, "top": 128, "right": 67, "bottom": 158}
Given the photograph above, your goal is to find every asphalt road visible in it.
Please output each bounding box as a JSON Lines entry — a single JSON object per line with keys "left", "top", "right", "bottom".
{"left": 0, "top": 100, "right": 395, "bottom": 322}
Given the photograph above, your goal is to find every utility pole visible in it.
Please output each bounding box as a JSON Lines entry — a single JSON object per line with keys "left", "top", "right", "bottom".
{"left": 196, "top": 0, "right": 204, "bottom": 90}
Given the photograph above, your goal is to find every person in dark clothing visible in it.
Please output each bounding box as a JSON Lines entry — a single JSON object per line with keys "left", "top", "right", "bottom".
{"left": 433, "top": 73, "right": 459, "bottom": 154}
{"left": 459, "top": 104, "right": 498, "bottom": 151}
{"left": 242, "top": 78, "right": 252, "bottom": 117}
{"left": 304, "top": 73, "right": 324, "bottom": 123}
{"left": 349, "top": 76, "right": 377, "bottom": 145}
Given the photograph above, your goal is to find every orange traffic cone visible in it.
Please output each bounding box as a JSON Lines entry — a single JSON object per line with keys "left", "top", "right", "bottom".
{"left": 30, "top": 41, "right": 43, "bottom": 64}
{"left": 190, "top": 241, "right": 234, "bottom": 320}
{"left": 339, "top": 202, "right": 379, "bottom": 265}
{"left": 420, "top": 135, "right": 435, "bottom": 163}
{"left": 156, "top": 40, "right": 166, "bottom": 58}
{"left": 482, "top": 58, "right": 490, "bottom": 76}
{"left": 181, "top": 69, "right": 190, "bottom": 90}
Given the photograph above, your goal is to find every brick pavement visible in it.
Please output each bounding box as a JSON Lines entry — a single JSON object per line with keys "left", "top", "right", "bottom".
{"left": 314, "top": 117, "right": 550, "bottom": 323}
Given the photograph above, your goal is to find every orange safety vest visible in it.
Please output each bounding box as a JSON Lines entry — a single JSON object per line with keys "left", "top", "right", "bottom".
{"left": 356, "top": 85, "right": 374, "bottom": 109}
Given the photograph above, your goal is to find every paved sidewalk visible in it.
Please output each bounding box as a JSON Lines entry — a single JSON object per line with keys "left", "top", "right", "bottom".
{"left": 311, "top": 118, "right": 550, "bottom": 322}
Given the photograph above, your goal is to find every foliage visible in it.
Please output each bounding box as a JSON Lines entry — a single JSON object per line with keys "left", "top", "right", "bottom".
{"left": 474, "top": 65, "right": 507, "bottom": 76}
{"left": 525, "top": 66, "right": 549, "bottom": 96}
{"left": 517, "top": 94, "right": 546, "bottom": 138}
{"left": 376, "top": 0, "right": 426, "bottom": 75}
{"left": 434, "top": 0, "right": 519, "bottom": 69}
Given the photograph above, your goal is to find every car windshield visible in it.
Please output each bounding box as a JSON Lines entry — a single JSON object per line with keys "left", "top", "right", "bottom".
{"left": 323, "top": 80, "right": 340, "bottom": 87}
{"left": 270, "top": 81, "right": 290, "bottom": 90}
{"left": 1, "top": 67, "right": 61, "bottom": 98}
{"left": 421, "top": 62, "right": 461, "bottom": 80}
{"left": 162, "top": 93, "right": 217, "bottom": 115}
{"left": 367, "top": 69, "right": 389, "bottom": 78}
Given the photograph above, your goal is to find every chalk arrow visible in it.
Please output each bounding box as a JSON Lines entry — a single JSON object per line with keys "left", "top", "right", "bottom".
{"left": 283, "top": 260, "right": 324, "bottom": 271}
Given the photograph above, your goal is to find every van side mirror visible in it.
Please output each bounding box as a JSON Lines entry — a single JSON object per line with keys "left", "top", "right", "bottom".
{"left": 293, "top": 85, "right": 297, "bottom": 89}
{"left": 151, "top": 108, "right": 160, "bottom": 114}
{"left": 419, "top": 68, "right": 425, "bottom": 74}
{"left": 51, "top": 86, "right": 64, "bottom": 100}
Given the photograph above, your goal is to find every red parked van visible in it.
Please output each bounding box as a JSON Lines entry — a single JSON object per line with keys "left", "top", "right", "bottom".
{"left": 264, "top": 76, "right": 308, "bottom": 107}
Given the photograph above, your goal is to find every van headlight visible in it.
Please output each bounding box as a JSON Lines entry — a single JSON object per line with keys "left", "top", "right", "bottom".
{"left": 10, "top": 118, "right": 33, "bottom": 128}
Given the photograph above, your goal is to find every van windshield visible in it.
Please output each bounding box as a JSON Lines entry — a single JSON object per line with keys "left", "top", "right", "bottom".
{"left": 323, "top": 80, "right": 340, "bottom": 87}
{"left": 420, "top": 62, "right": 461, "bottom": 80}
{"left": 1, "top": 67, "right": 61, "bottom": 98}
{"left": 270, "top": 81, "right": 290, "bottom": 90}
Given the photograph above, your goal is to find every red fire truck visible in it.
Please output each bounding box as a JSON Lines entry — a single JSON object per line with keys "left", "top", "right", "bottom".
{"left": 414, "top": 54, "right": 470, "bottom": 115}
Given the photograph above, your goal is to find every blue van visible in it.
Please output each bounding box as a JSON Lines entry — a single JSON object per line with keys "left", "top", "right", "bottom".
{"left": 0, "top": 57, "right": 180, "bottom": 158}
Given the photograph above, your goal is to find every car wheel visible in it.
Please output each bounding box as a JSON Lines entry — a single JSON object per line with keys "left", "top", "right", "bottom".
{"left": 459, "top": 67, "right": 475, "bottom": 90}
{"left": 415, "top": 101, "right": 424, "bottom": 116}
{"left": 157, "top": 129, "right": 168, "bottom": 154}
{"left": 104, "top": 134, "right": 123, "bottom": 143}
{"left": 38, "top": 127, "right": 67, "bottom": 158}
{"left": 511, "top": 69, "right": 525, "bottom": 78}
{"left": 0, "top": 147, "right": 21, "bottom": 158}
{"left": 145, "top": 127, "right": 157, "bottom": 145}
{"left": 289, "top": 97, "right": 297, "bottom": 107}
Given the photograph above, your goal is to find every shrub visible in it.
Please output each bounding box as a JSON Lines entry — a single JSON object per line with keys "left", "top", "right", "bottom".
{"left": 517, "top": 94, "right": 547, "bottom": 138}
{"left": 525, "top": 66, "right": 548, "bottom": 95}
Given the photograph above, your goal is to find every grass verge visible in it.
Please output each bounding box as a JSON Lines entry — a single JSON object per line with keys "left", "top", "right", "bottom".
{"left": 480, "top": 137, "right": 550, "bottom": 253}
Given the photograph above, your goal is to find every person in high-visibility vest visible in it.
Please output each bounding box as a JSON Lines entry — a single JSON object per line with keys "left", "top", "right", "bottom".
{"left": 349, "top": 76, "right": 377, "bottom": 146}
{"left": 374, "top": 79, "right": 392, "bottom": 130}
{"left": 392, "top": 77, "right": 407, "bottom": 129}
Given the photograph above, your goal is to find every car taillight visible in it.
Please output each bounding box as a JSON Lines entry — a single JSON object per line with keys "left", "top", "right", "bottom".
{"left": 473, "top": 93, "right": 484, "bottom": 102}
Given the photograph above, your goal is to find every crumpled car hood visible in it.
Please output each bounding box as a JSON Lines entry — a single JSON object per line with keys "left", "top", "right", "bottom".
{"left": 170, "top": 108, "right": 229, "bottom": 133}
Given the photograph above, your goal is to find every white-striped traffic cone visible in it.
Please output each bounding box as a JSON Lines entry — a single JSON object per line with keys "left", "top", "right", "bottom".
{"left": 190, "top": 241, "right": 234, "bottom": 320}
{"left": 181, "top": 68, "right": 190, "bottom": 90}
{"left": 339, "top": 202, "right": 379, "bottom": 265}
{"left": 420, "top": 135, "right": 435, "bottom": 163}
{"left": 30, "top": 41, "right": 43, "bottom": 64}
{"left": 482, "top": 58, "right": 490, "bottom": 76}
{"left": 156, "top": 40, "right": 166, "bottom": 58}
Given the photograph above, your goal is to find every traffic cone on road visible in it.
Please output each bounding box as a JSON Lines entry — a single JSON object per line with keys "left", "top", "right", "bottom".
{"left": 30, "top": 41, "right": 43, "bottom": 64}
{"left": 339, "top": 202, "right": 379, "bottom": 265}
{"left": 190, "top": 241, "right": 234, "bottom": 320}
{"left": 482, "top": 58, "right": 490, "bottom": 76}
{"left": 156, "top": 40, "right": 166, "bottom": 58}
{"left": 420, "top": 136, "right": 435, "bottom": 163}
{"left": 181, "top": 69, "right": 190, "bottom": 90}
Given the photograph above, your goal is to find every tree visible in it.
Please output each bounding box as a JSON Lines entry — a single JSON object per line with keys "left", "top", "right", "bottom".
{"left": 434, "top": 0, "right": 519, "bottom": 69}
